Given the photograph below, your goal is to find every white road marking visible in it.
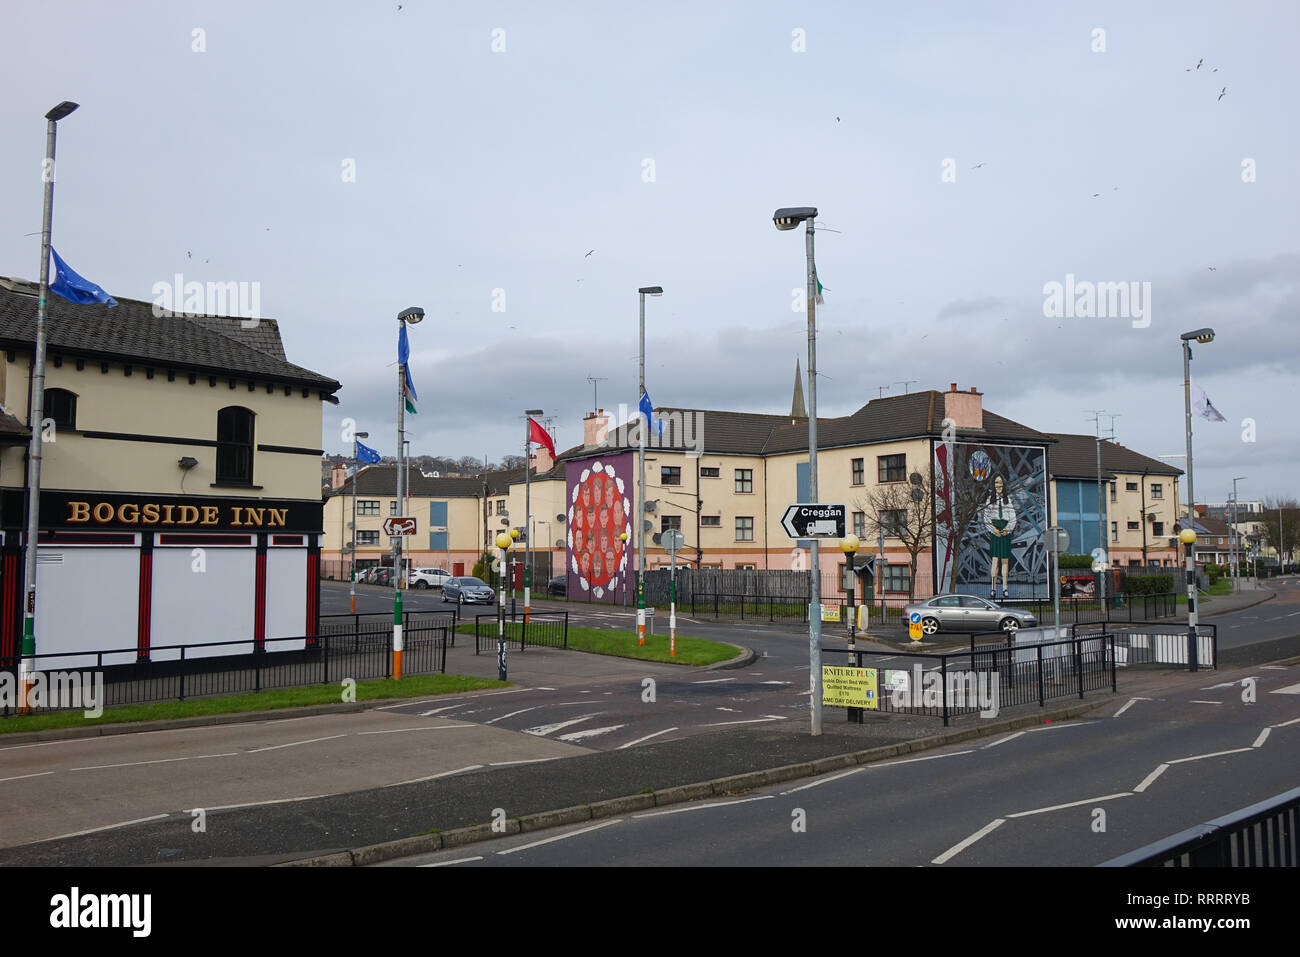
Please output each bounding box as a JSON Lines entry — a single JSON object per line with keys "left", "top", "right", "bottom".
{"left": 70, "top": 751, "right": 239, "bottom": 771}
{"left": 1112, "top": 698, "right": 1147, "bottom": 718}
{"left": 1261, "top": 665, "right": 1288, "bottom": 670}
{"left": 496, "top": 818, "right": 623, "bottom": 855}
{"left": 38, "top": 813, "right": 171, "bottom": 843}
{"left": 1006, "top": 793, "right": 1131, "bottom": 818}
{"left": 417, "top": 705, "right": 466, "bottom": 716}
{"left": 982, "top": 732, "right": 1026, "bottom": 749}
{"left": 692, "top": 677, "right": 736, "bottom": 684}
{"left": 715, "top": 707, "right": 741, "bottom": 712}
{"left": 759, "top": 681, "right": 792, "bottom": 685}
{"left": 1270, "top": 682, "right": 1300, "bottom": 695}
{"left": 1133, "top": 764, "right": 1169, "bottom": 793}
{"left": 1252, "top": 729, "right": 1271, "bottom": 748}
{"left": 483, "top": 708, "right": 536, "bottom": 725}
{"left": 488, "top": 758, "right": 560, "bottom": 766}
{"left": 701, "top": 716, "right": 787, "bottom": 727}
{"left": 201, "top": 793, "right": 330, "bottom": 812}
{"left": 385, "top": 765, "right": 483, "bottom": 787}
{"left": 1026, "top": 720, "right": 1096, "bottom": 732}
{"left": 420, "top": 855, "right": 483, "bottom": 867}
{"left": 616, "top": 728, "right": 678, "bottom": 749}
{"left": 1271, "top": 716, "right": 1300, "bottom": 728}
{"left": 523, "top": 714, "right": 602, "bottom": 737}
{"left": 372, "top": 687, "right": 536, "bottom": 710}
{"left": 780, "top": 767, "right": 865, "bottom": 795}
{"left": 1188, "top": 700, "right": 1223, "bottom": 705}
{"left": 634, "top": 795, "right": 774, "bottom": 820}
{"left": 557, "top": 724, "right": 626, "bottom": 742}
{"left": 932, "top": 819, "right": 1005, "bottom": 865}
{"left": 874, "top": 750, "right": 976, "bottom": 768}
{"left": 1201, "top": 681, "right": 1245, "bottom": 690}
{"left": 247, "top": 734, "right": 347, "bottom": 753}
{"left": 875, "top": 656, "right": 897, "bottom": 662}
{"left": 0, "top": 770, "right": 55, "bottom": 784}
{"left": 1166, "top": 748, "right": 1254, "bottom": 765}
{"left": 357, "top": 726, "right": 471, "bottom": 735}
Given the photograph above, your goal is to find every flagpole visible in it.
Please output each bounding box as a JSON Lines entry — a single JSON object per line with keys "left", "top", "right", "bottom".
{"left": 19, "top": 102, "right": 78, "bottom": 712}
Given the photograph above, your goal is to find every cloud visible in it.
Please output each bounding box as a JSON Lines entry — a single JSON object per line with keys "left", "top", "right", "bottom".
{"left": 937, "top": 296, "right": 1007, "bottom": 319}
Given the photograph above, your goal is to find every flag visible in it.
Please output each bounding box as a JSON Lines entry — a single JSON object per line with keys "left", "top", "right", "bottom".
{"left": 813, "top": 265, "right": 825, "bottom": 305}
{"left": 1191, "top": 380, "right": 1226, "bottom": 422}
{"left": 398, "top": 323, "right": 417, "bottom": 412}
{"left": 528, "top": 417, "right": 556, "bottom": 458}
{"left": 639, "top": 389, "right": 665, "bottom": 436}
{"left": 49, "top": 248, "right": 117, "bottom": 307}
{"left": 355, "top": 440, "right": 381, "bottom": 464}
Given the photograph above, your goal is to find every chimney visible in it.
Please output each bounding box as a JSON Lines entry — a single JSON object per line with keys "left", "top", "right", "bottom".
{"left": 331, "top": 463, "right": 347, "bottom": 489}
{"left": 531, "top": 444, "right": 555, "bottom": 474}
{"left": 944, "top": 382, "right": 983, "bottom": 429}
{"left": 583, "top": 409, "right": 609, "bottom": 447}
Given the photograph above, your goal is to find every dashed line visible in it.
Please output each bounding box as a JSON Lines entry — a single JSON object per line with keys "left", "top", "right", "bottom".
{"left": 0, "top": 770, "right": 55, "bottom": 784}
{"left": 420, "top": 855, "right": 483, "bottom": 867}
{"left": 1006, "top": 793, "right": 1132, "bottom": 819}
{"left": 557, "top": 724, "right": 626, "bottom": 742}
{"left": 496, "top": 819, "right": 623, "bottom": 855}
{"left": 385, "top": 765, "right": 483, "bottom": 788}
{"left": 247, "top": 734, "right": 347, "bottom": 753}
{"left": 69, "top": 751, "right": 239, "bottom": 771}
{"left": 616, "top": 728, "right": 678, "bottom": 749}
{"left": 1166, "top": 748, "right": 1254, "bottom": 765}
{"left": 634, "top": 795, "right": 774, "bottom": 820}
{"left": 780, "top": 767, "right": 865, "bottom": 795}
{"left": 1133, "top": 765, "right": 1168, "bottom": 793}
{"left": 701, "top": 716, "right": 786, "bottom": 727}
{"left": 524, "top": 715, "right": 601, "bottom": 737}
{"left": 874, "top": 749, "right": 976, "bottom": 768}
{"left": 932, "top": 819, "right": 1005, "bottom": 865}
{"left": 1188, "top": 700, "right": 1223, "bottom": 705}
{"left": 692, "top": 678, "right": 736, "bottom": 685}
{"left": 1271, "top": 716, "right": 1300, "bottom": 728}
{"left": 417, "top": 705, "right": 466, "bottom": 716}
{"left": 1112, "top": 698, "right": 1147, "bottom": 718}
{"left": 201, "top": 793, "right": 330, "bottom": 812}
{"left": 483, "top": 708, "right": 536, "bottom": 725}
{"left": 488, "top": 757, "right": 560, "bottom": 767}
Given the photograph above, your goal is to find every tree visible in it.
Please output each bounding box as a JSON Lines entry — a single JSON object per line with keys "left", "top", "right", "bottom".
{"left": 500, "top": 454, "right": 527, "bottom": 470}
{"left": 1260, "top": 497, "right": 1300, "bottom": 565}
{"left": 855, "top": 465, "right": 935, "bottom": 601}
{"left": 935, "top": 459, "right": 993, "bottom": 593}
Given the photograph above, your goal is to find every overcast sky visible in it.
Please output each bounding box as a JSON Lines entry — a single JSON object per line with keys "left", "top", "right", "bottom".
{"left": 2, "top": 1, "right": 1296, "bottom": 507}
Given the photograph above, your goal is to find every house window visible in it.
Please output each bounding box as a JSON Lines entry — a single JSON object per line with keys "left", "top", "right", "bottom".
{"left": 880, "top": 509, "right": 908, "bottom": 538}
{"left": 1151, "top": 484, "right": 1163, "bottom": 499}
{"left": 883, "top": 564, "right": 910, "bottom": 592}
{"left": 1125, "top": 481, "right": 1138, "bottom": 491}
{"left": 1153, "top": 522, "right": 1165, "bottom": 536}
{"left": 1127, "top": 521, "right": 1139, "bottom": 530}
{"left": 661, "top": 466, "right": 681, "bottom": 486}
{"left": 497, "top": 500, "right": 506, "bottom": 515}
{"left": 851, "top": 458, "right": 864, "bottom": 485}
{"left": 853, "top": 510, "right": 866, "bottom": 538}
{"left": 878, "top": 454, "right": 905, "bottom": 483}
{"left": 1111, "top": 521, "right": 1118, "bottom": 541}
{"left": 45, "top": 388, "right": 77, "bottom": 430}
{"left": 735, "top": 563, "right": 756, "bottom": 570}
{"left": 736, "top": 516, "right": 754, "bottom": 541}
{"left": 216, "top": 406, "right": 255, "bottom": 485}
{"left": 701, "top": 515, "right": 721, "bottom": 527}
{"left": 391, "top": 501, "right": 400, "bottom": 516}
{"left": 660, "top": 515, "right": 682, "bottom": 532}
{"left": 735, "top": 469, "right": 753, "bottom": 493}
{"left": 700, "top": 467, "right": 720, "bottom": 478}
{"left": 357, "top": 530, "right": 379, "bottom": 545}
{"left": 1110, "top": 482, "right": 1117, "bottom": 502}
{"left": 358, "top": 500, "right": 380, "bottom": 516}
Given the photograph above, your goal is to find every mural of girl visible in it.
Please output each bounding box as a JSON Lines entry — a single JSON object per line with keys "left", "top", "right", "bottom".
{"left": 981, "top": 474, "right": 1017, "bottom": 599}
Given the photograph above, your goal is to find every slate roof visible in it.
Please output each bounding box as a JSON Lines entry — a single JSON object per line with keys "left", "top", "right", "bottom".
{"left": 1049, "top": 433, "right": 1183, "bottom": 481}
{"left": 327, "top": 464, "right": 559, "bottom": 498}
{"left": 0, "top": 278, "right": 339, "bottom": 395}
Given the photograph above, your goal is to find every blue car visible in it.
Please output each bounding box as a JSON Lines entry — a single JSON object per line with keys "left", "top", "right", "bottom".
{"left": 442, "top": 577, "right": 496, "bottom": 606}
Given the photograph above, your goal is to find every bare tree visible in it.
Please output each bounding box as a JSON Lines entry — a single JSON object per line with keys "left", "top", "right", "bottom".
{"left": 855, "top": 465, "right": 935, "bottom": 601}
{"left": 1260, "top": 497, "right": 1300, "bottom": 566}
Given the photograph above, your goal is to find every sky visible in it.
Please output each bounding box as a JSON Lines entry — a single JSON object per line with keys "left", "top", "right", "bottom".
{"left": 2, "top": 1, "right": 1297, "bottom": 508}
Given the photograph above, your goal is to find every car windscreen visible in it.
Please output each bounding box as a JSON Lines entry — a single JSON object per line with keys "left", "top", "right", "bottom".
{"left": 463, "top": 578, "right": 488, "bottom": 587}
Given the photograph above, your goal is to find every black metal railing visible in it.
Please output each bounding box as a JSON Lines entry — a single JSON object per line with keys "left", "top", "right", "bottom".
{"left": 473, "top": 611, "right": 569, "bottom": 654}
{"left": 1070, "top": 621, "right": 1217, "bottom": 669}
{"left": 1101, "top": 785, "right": 1300, "bottom": 866}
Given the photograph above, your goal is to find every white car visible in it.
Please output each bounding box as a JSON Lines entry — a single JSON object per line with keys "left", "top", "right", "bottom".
{"left": 409, "top": 567, "right": 452, "bottom": 590}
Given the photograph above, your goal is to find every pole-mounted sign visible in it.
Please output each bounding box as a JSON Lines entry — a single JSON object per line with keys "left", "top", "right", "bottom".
{"left": 781, "top": 504, "right": 846, "bottom": 539}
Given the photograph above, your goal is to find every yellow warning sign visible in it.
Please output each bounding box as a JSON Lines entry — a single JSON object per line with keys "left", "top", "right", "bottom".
{"left": 909, "top": 621, "right": 923, "bottom": 640}
{"left": 821, "top": 666, "right": 878, "bottom": 709}
{"left": 821, "top": 605, "right": 841, "bottom": 623}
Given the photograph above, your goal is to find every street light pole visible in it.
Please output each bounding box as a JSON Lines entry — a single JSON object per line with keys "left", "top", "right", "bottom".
{"left": 636, "top": 286, "right": 662, "bottom": 647}
{"left": 19, "top": 100, "right": 79, "bottom": 713}
{"left": 1181, "top": 328, "right": 1215, "bottom": 672}
{"left": 841, "top": 535, "right": 860, "bottom": 724}
{"left": 524, "top": 408, "right": 543, "bottom": 625}
{"left": 350, "top": 430, "right": 369, "bottom": 613}
{"left": 1231, "top": 477, "right": 1247, "bottom": 591}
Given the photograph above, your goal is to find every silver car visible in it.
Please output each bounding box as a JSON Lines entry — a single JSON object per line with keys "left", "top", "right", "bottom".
{"left": 904, "top": 595, "right": 1038, "bottom": 636}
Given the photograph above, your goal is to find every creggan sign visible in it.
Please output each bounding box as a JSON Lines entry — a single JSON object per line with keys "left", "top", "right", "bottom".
{"left": 383, "top": 517, "right": 418, "bottom": 536}
{"left": 781, "top": 504, "right": 846, "bottom": 539}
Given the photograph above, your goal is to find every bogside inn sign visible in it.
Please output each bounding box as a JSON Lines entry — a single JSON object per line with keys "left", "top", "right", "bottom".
{"left": 0, "top": 490, "right": 322, "bottom": 534}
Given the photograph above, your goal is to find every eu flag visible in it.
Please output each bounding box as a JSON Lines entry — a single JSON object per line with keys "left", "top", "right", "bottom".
{"left": 49, "top": 248, "right": 117, "bottom": 307}
{"left": 639, "top": 389, "right": 665, "bottom": 436}
{"left": 355, "top": 440, "right": 382, "bottom": 464}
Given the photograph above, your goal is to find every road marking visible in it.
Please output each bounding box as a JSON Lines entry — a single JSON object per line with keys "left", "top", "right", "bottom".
{"left": 1188, "top": 700, "right": 1223, "bottom": 705}
{"left": 419, "top": 855, "right": 483, "bottom": 867}
{"left": 1271, "top": 716, "right": 1300, "bottom": 728}
{"left": 875, "top": 656, "right": 897, "bottom": 662}
{"left": 1133, "top": 764, "right": 1169, "bottom": 793}
{"left": 247, "top": 734, "right": 347, "bottom": 753}
{"left": 385, "top": 765, "right": 483, "bottom": 787}
{"left": 0, "top": 770, "right": 55, "bottom": 784}
{"left": 69, "top": 752, "right": 239, "bottom": 771}
{"left": 1252, "top": 729, "right": 1271, "bottom": 748}
{"left": 357, "top": 726, "right": 471, "bottom": 735}
{"left": 982, "top": 732, "right": 1025, "bottom": 749}
{"left": 371, "top": 687, "right": 537, "bottom": 710}
{"left": 932, "top": 819, "right": 1005, "bottom": 865}
{"left": 1006, "top": 793, "right": 1131, "bottom": 818}
{"left": 780, "top": 767, "right": 865, "bottom": 795}
{"left": 1201, "top": 681, "right": 1245, "bottom": 690}
{"left": 558, "top": 724, "right": 626, "bottom": 742}
{"left": 1261, "top": 665, "right": 1288, "bottom": 670}
{"left": 417, "top": 705, "right": 466, "bottom": 716}
{"left": 1166, "top": 747, "right": 1254, "bottom": 765}
{"left": 483, "top": 708, "right": 536, "bottom": 725}
{"left": 1288, "top": 612, "right": 1300, "bottom": 617}
{"left": 201, "top": 793, "right": 330, "bottom": 812}
{"left": 634, "top": 795, "right": 774, "bottom": 820}
{"left": 1270, "top": 682, "right": 1300, "bottom": 695}
{"left": 496, "top": 818, "right": 622, "bottom": 855}
{"left": 1026, "top": 720, "right": 1096, "bottom": 732}
{"left": 759, "top": 681, "right": 792, "bottom": 685}
{"left": 1112, "top": 697, "right": 1149, "bottom": 718}
{"left": 524, "top": 714, "right": 602, "bottom": 736}
{"left": 692, "top": 677, "right": 736, "bottom": 684}
{"left": 36, "top": 813, "right": 171, "bottom": 843}
{"left": 874, "top": 750, "right": 976, "bottom": 768}
{"left": 488, "top": 758, "right": 560, "bottom": 766}
{"left": 616, "top": 728, "right": 678, "bottom": 749}
{"left": 715, "top": 707, "right": 741, "bottom": 712}
{"left": 701, "top": 716, "right": 787, "bottom": 727}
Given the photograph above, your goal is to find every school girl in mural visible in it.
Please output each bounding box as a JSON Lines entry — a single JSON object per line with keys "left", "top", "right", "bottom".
{"left": 982, "top": 473, "right": 1018, "bottom": 599}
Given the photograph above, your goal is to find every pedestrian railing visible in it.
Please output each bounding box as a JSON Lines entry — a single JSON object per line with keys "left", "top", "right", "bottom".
{"left": 472, "top": 611, "right": 569, "bottom": 654}
{"left": 1070, "top": 621, "right": 1217, "bottom": 669}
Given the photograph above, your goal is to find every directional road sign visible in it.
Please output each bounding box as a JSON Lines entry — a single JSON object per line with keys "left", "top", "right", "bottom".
{"left": 383, "top": 517, "right": 418, "bottom": 536}
{"left": 781, "top": 504, "right": 846, "bottom": 539}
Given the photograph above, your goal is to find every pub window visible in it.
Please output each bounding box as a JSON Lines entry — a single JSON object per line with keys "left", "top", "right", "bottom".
{"left": 45, "top": 388, "right": 77, "bottom": 430}
{"left": 216, "top": 406, "right": 255, "bottom": 485}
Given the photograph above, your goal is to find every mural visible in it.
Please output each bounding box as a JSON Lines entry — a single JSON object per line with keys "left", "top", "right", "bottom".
{"left": 565, "top": 453, "right": 633, "bottom": 603}
{"left": 933, "top": 441, "right": 1048, "bottom": 599}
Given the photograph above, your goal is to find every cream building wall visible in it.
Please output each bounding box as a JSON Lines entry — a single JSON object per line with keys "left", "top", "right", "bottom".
{"left": 323, "top": 491, "right": 483, "bottom": 573}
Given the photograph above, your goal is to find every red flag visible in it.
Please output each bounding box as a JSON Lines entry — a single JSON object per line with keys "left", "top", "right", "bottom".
{"left": 528, "top": 417, "right": 556, "bottom": 458}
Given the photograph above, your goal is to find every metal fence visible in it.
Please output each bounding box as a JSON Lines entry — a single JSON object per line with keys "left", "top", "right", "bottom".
{"left": 1070, "top": 621, "right": 1217, "bottom": 669}
{"left": 822, "top": 631, "right": 1118, "bottom": 725}
{"left": 1, "top": 621, "right": 450, "bottom": 718}
{"left": 1101, "top": 784, "right": 1300, "bottom": 866}
{"left": 473, "top": 611, "right": 569, "bottom": 654}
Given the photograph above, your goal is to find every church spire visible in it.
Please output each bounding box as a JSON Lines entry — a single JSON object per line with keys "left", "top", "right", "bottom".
{"left": 791, "top": 357, "right": 807, "bottom": 419}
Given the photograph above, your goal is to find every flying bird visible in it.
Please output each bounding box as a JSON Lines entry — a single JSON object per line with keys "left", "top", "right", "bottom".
{"left": 1208, "top": 266, "right": 1217, "bottom": 271}
{"left": 1218, "top": 87, "right": 1227, "bottom": 101}
{"left": 971, "top": 163, "right": 985, "bottom": 170}
{"left": 1212, "top": 67, "right": 1219, "bottom": 72}
{"left": 1092, "top": 193, "right": 1100, "bottom": 198}
{"left": 836, "top": 116, "right": 841, "bottom": 122}
{"left": 187, "top": 251, "right": 191, "bottom": 258}
{"left": 1196, "top": 58, "right": 1203, "bottom": 70}
{"left": 584, "top": 249, "right": 594, "bottom": 257}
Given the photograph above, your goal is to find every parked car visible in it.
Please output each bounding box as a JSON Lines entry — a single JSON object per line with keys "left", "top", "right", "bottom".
{"left": 546, "top": 574, "right": 566, "bottom": 598}
{"left": 903, "top": 594, "right": 1038, "bottom": 636}
{"left": 410, "top": 567, "right": 452, "bottom": 590}
{"left": 357, "top": 567, "right": 379, "bottom": 584}
{"left": 372, "top": 567, "right": 394, "bottom": 587}
{"left": 442, "top": 576, "right": 496, "bottom": 605}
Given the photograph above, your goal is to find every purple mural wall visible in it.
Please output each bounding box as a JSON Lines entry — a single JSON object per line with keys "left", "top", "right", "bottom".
{"left": 565, "top": 452, "right": 634, "bottom": 604}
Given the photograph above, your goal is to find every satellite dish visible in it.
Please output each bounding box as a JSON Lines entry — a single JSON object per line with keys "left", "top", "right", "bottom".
{"left": 910, "top": 487, "right": 924, "bottom": 502}
{"left": 644, "top": 500, "right": 657, "bottom": 514}
{"left": 910, "top": 472, "right": 923, "bottom": 486}
{"left": 556, "top": 513, "right": 565, "bottom": 522}
{"left": 643, "top": 519, "right": 653, "bottom": 532}
{"left": 499, "top": 517, "right": 510, "bottom": 526}
{"left": 652, "top": 532, "right": 662, "bottom": 545}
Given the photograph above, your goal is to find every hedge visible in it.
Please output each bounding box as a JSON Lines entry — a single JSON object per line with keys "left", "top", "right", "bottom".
{"left": 1058, "top": 554, "right": 1095, "bottom": 569}
{"left": 1126, "top": 574, "right": 1173, "bottom": 595}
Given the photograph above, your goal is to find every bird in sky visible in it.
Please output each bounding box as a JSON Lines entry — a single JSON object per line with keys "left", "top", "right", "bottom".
{"left": 971, "top": 163, "right": 985, "bottom": 169}
{"left": 1196, "top": 58, "right": 1203, "bottom": 70}
{"left": 1208, "top": 266, "right": 1217, "bottom": 271}
{"left": 1218, "top": 87, "right": 1227, "bottom": 101}
{"left": 585, "top": 249, "right": 594, "bottom": 257}
{"left": 1092, "top": 193, "right": 1100, "bottom": 198}
{"left": 836, "top": 116, "right": 841, "bottom": 122}
{"left": 187, "top": 251, "right": 191, "bottom": 258}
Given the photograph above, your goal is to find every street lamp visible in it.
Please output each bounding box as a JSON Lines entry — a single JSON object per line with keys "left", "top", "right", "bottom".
{"left": 495, "top": 531, "right": 513, "bottom": 680}
{"left": 394, "top": 307, "right": 423, "bottom": 592}
{"left": 349, "top": 430, "right": 370, "bottom": 613}
{"left": 840, "top": 535, "right": 862, "bottom": 725}
{"left": 524, "top": 408, "right": 544, "bottom": 625}
{"left": 773, "top": 205, "right": 823, "bottom": 735}
{"left": 636, "top": 285, "right": 663, "bottom": 647}
{"left": 1180, "top": 327, "right": 1214, "bottom": 672}
{"left": 19, "top": 100, "right": 79, "bottom": 713}
{"left": 1231, "top": 477, "right": 1247, "bottom": 591}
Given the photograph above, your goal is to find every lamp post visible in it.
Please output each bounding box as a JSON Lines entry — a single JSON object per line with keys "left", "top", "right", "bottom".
{"left": 774, "top": 205, "right": 823, "bottom": 735}
{"left": 394, "top": 307, "right": 423, "bottom": 595}
{"left": 524, "top": 409, "right": 543, "bottom": 624}
{"left": 349, "top": 430, "right": 369, "bottom": 613}
{"left": 19, "top": 100, "right": 79, "bottom": 713}
{"left": 841, "top": 534, "right": 861, "bottom": 724}
{"left": 636, "top": 285, "right": 663, "bottom": 646}
{"left": 1181, "top": 327, "right": 1214, "bottom": 672}
{"left": 495, "top": 531, "right": 512, "bottom": 680}
{"left": 1231, "top": 477, "right": 1247, "bottom": 591}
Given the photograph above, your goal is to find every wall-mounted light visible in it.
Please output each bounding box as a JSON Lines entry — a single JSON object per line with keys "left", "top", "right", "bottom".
{"left": 178, "top": 456, "right": 198, "bottom": 470}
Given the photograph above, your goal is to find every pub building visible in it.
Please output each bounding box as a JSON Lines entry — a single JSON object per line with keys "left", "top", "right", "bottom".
{"left": 0, "top": 277, "right": 340, "bottom": 667}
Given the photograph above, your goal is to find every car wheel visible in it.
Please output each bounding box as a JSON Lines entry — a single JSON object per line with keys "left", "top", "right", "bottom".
{"left": 415, "top": 580, "right": 428, "bottom": 589}
{"left": 458, "top": 593, "right": 465, "bottom": 606}
{"left": 921, "top": 617, "right": 940, "bottom": 636}
{"left": 1000, "top": 617, "right": 1020, "bottom": 633}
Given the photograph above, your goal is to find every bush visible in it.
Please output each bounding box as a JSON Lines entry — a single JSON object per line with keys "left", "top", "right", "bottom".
{"left": 470, "top": 550, "right": 493, "bottom": 581}
{"left": 1126, "top": 574, "right": 1172, "bottom": 596}
{"left": 1058, "top": 554, "right": 1095, "bottom": 569}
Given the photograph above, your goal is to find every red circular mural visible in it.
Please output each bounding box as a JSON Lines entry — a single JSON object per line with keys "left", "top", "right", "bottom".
{"left": 569, "top": 461, "right": 630, "bottom": 597}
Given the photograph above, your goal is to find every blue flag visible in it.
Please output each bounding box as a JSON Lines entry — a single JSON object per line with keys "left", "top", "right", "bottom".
{"left": 639, "top": 389, "right": 665, "bottom": 436}
{"left": 49, "top": 248, "right": 117, "bottom": 307}
{"left": 355, "top": 440, "right": 381, "bottom": 464}
{"left": 398, "top": 323, "right": 418, "bottom": 403}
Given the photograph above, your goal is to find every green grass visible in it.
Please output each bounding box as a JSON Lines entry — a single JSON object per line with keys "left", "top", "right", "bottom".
{"left": 458, "top": 622, "right": 738, "bottom": 666}
{"left": 0, "top": 673, "right": 506, "bottom": 735}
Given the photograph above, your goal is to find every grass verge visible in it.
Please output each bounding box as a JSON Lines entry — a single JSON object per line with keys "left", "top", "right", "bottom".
{"left": 457, "top": 622, "right": 738, "bottom": 666}
{"left": 0, "top": 673, "right": 506, "bottom": 735}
